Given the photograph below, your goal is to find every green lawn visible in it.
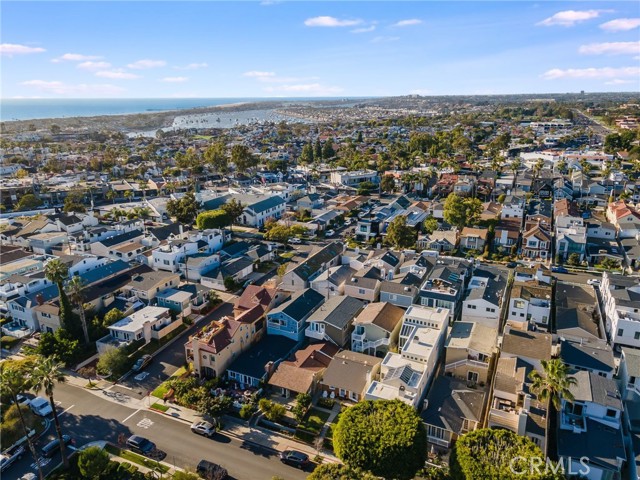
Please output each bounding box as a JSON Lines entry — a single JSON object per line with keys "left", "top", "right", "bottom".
{"left": 150, "top": 402, "right": 169, "bottom": 412}
{"left": 105, "top": 444, "right": 170, "bottom": 473}
{"left": 151, "top": 365, "right": 188, "bottom": 399}
{"left": 279, "top": 252, "right": 295, "bottom": 259}
{"left": 299, "top": 408, "right": 331, "bottom": 434}
{"left": 256, "top": 262, "right": 275, "bottom": 273}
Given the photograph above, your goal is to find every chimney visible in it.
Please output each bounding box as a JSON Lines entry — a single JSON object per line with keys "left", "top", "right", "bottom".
{"left": 36, "top": 294, "right": 45, "bottom": 305}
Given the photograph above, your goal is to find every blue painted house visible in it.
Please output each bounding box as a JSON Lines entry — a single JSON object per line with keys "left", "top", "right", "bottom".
{"left": 266, "top": 288, "right": 324, "bottom": 342}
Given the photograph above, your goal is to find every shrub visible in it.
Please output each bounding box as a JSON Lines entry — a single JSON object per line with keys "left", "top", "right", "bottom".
{"left": 317, "top": 397, "right": 335, "bottom": 409}
{"left": 240, "top": 403, "right": 256, "bottom": 419}
{"left": 259, "top": 398, "right": 286, "bottom": 422}
{"left": 1, "top": 336, "right": 19, "bottom": 349}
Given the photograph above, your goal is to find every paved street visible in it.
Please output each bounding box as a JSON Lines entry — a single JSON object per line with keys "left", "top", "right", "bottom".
{"left": 552, "top": 270, "right": 602, "bottom": 286}
{"left": 114, "top": 301, "right": 234, "bottom": 398}
{"left": 6, "top": 383, "right": 307, "bottom": 480}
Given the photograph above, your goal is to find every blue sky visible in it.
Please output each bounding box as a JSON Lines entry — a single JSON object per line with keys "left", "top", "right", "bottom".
{"left": 1, "top": 1, "right": 639, "bottom": 98}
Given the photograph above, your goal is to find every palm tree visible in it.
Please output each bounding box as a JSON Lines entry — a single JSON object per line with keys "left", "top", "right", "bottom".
{"left": 105, "top": 188, "right": 116, "bottom": 204}
{"left": 124, "top": 190, "right": 133, "bottom": 203}
{"left": 528, "top": 359, "right": 577, "bottom": 410}
{"left": 44, "top": 259, "right": 71, "bottom": 328}
{"left": 31, "top": 356, "right": 69, "bottom": 468}
{"left": 0, "top": 362, "right": 44, "bottom": 480}
{"left": 68, "top": 276, "right": 90, "bottom": 344}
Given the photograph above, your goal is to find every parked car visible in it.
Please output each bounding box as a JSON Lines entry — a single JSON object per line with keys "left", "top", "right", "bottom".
{"left": 191, "top": 420, "right": 216, "bottom": 437}
{"left": 587, "top": 278, "right": 601, "bottom": 286}
{"left": 42, "top": 435, "right": 72, "bottom": 458}
{"left": 505, "top": 262, "right": 518, "bottom": 268}
{"left": 132, "top": 354, "right": 152, "bottom": 373}
{"left": 197, "top": 459, "right": 228, "bottom": 480}
{"left": 126, "top": 435, "right": 156, "bottom": 456}
{"left": 289, "top": 237, "right": 302, "bottom": 244}
{"left": 1, "top": 444, "right": 25, "bottom": 472}
{"left": 551, "top": 266, "right": 569, "bottom": 274}
{"left": 29, "top": 397, "right": 52, "bottom": 417}
{"left": 13, "top": 394, "right": 30, "bottom": 407}
{"left": 325, "top": 229, "right": 335, "bottom": 237}
{"left": 280, "top": 450, "right": 310, "bottom": 469}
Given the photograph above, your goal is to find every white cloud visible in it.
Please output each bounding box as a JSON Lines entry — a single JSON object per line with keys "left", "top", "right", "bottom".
{"left": 371, "top": 36, "right": 400, "bottom": 43}
{"left": 1, "top": 43, "right": 45, "bottom": 56}
{"left": 392, "top": 19, "right": 422, "bottom": 27}
{"left": 161, "top": 76, "right": 188, "bottom": 83}
{"left": 95, "top": 70, "right": 140, "bottom": 80}
{"left": 537, "top": 10, "right": 608, "bottom": 27}
{"left": 540, "top": 66, "right": 640, "bottom": 80}
{"left": 174, "top": 63, "right": 208, "bottom": 70}
{"left": 351, "top": 25, "right": 376, "bottom": 33}
{"left": 264, "top": 83, "right": 343, "bottom": 95}
{"left": 579, "top": 41, "right": 640, "bottom": 56}
{"left": 600, "top": 18, "right": 640, "bottom": 32}
{"left": 77, "top": 61, "right": 112, "bottom": 70}
{"left": 51, "top": 53, "right": 101, "bottom": 63}
{"left": 127, "top": 59, "right": 166, "bottom": 69}
{"left": 605, "top": 79, "right": 635, "bottom": 85}
{"left": 21, "top": 80, "right": 125, "bottom": 96}
{"left": 243, "top": 71, "right": 276, "bottom": 78}
{"left": 304, "top": 16, "right": 362, "bottom": 27}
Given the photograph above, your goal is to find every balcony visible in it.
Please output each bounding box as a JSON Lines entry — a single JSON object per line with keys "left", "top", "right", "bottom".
{"left": 488, "top": 407, "right": 520, "bottom": 431}
{"left": 560, "top": 413, "right": 586, "bottom": 433}
{"left": 444, "top": 357, "right": 489, "bottom": 372}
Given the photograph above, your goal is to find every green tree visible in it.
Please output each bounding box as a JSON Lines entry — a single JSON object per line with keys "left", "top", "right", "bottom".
{"left": 357, "top": 181, "right": 377, "bottom": 196}
{"left": 15, "top": 168, "right": 29, "bottom": 179}
{"left": 15, "top": 193, "right": 43, "bottom": 211}
{"left": 220, "top": 199, "right": 245, "bottom": 230}
{"left": 68, "top": 276, "right": 90, "bottom": 344}
{"left": 277, "top": 264, "right": 288, "bottom": 278}
{"left": 36, "top": 330, "right": 80, "bottom": 365}
{"left": 105, "top": 189, "right": 116, "bottom": 204}
{"left": 292, "top": 392, "right": 312, "bottom": 422}
{"left": 443, "top": 193, "right": 482, "bottom": 229}
{"left": 385, "top": 215, "right": 416, "bottom": 249}
{"left": 450, "top": 428, "right": 561, "bottom": 480}
{"left": 204, "top": 142, "right": 228, "bottom": 173}
{"left": 172, "top": 472, "right": 201, "bottom": 480}
{"left": 423, "top": 216, "right": 439, "bottom": 234}
{"left": 299, "top": 142, "right": 314, "bottom": 165}
{"left": 231, "top": 145, "right": 257, "bottom": 172}
{"left": 197, "top": 395, "right": 233, "bottom": 418}
{"left": 44, "top": 259, "right": 72, "bottom": 329}
{"left": 124, "top": 190, "right": 133, "bottom": 202}
{"left": 307, "top": 464, "right": 379, "bottom": 480}
{"left": 97, "top": 347, "right": 130, "bottom": 378}
{"left": 556, "top": 159, "right": 567, "bottom": 174}
{"left": 196, "top": 210, "right": 231, "bottom": 230}
{"left": 528, "top": 359, "right": 577, "bottom": 410}
{"left": 314, "top": 139, "right": 322, "bottom": 160}
{"left": 0, "top": 361, "right": 44, "bottom": 480}
{"left": 264, "top": 224, "right": 291, "bottom": 243}
{"left": 78, "top": 446, "right": 111, "bottom": 479}
{"left": 566, "top": 252, "right": 581, "bottom": 266}
{"left": 497, "top": 193, "right": 506, "bottom": 204}
{"left": 333, "top": 400, "right": 426, "bottom": 480}
{"left": 166, "top": 191, "right": 201, "bottom": 225}
{"left": 31, "top": 356, "right": 69, "bottom": 468}
{"left": 258, "top": 398, "right": 286, "bottom": 422}
{"left": 322, "top": 139, "right": 335, "bottom": 159}
{"left": 103, "top": 307, "right": 124, "bottom": 327}
{"left": 63, "top": 190, "right": 87, "bottom": 213}
{"left": 380, "top": 175, "right": 396, "bottom": 193}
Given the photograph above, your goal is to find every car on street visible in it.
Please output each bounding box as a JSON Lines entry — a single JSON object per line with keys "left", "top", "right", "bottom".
{"left": 1, "top": 444, "right": 25, "bottom": 472}
{"left": 325, "top": 229, "right": 335, "bottom": 237}
{"left": 191, "top": 420, "right": 216, "bottom": 437}
{"left": 132, "top": 354, "right": 152, "bottom": 373}
{"left": 126, "top": 435, "right": 156, "bottom": 456}
{"left": 289, "top": 237, "right": 302, "bottom": 244}
{"left": 29, "top": 397, "right": 52, "bottom": 417}
{"left": 344, "top": 218, "right": 352, "bottom": 226}
{"left": 280, "top": 450, "right": 310, "bottom": 469}
{"left": 551, "top": 266, "right": 569, "bottom": 274}
{"left": 505, "top": 262, "right": 518, "bottom": 268}
{"left": 587, "top": 278, "right": 601, "bottom": 286}
{"left": 42, "top": 435, "right": 72, "bottom": 458}
{"left": 13, "top": 394, "right": 30, "bottom": 407}
{"left": 197, "top": 459, "right": 228, "bottom": 480}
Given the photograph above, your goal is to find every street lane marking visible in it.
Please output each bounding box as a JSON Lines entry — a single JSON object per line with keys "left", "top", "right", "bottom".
{"left": 122, "top": 409, "right": 141, "bottom": 423}
{"left": 62, "top": 404, "right": 75, "bottom": 414}
{"left": 137, "top": 417, "right": 154, "bottom": 429}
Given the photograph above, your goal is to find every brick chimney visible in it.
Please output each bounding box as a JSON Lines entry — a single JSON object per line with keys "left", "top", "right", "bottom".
{"left": 36, "top": 294, "right": 45, "bottom": 305}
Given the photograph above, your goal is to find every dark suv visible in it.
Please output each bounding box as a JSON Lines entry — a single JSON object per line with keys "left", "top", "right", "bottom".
{"left": 196, "top": 459, "right": 228, "bottom": 480}
{"left": 126, "top": 435, "right": 155, "bottom": 456}
{"left": 42, "top": 435, "right": 72, "bottom": 458}
{"left": 280, "top": 450, "right": 310, "bottom": 469}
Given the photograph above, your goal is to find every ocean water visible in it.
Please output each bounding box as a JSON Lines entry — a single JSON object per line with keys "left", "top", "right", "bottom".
{"left": 0, "top": 97, "right": 350, "bottom": 121}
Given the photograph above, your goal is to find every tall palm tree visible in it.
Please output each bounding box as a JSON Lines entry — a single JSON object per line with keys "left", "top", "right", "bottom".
{"left": 44, "top": 259, "right": 71, "bottom": 328}
{"left": 68, "top": 276, "right": 90, "bottom": 344}
{"left": 528, "top": 359, "right": 577, "bottom": 410}
{"left": 31, "top": 356, "right": 69, "bottom": 468}
{"left": 0, "top": 362, "right": 44, "bottom": 480}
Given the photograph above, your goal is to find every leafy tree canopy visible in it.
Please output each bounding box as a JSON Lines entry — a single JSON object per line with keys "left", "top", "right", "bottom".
{"left": 307, "top": 464, "right": 379, "bottom": 480}
{"left": 386, "top": 215, "right": 416, "bottom": 249}
{"left": 333, "top": 400, "right": 426, "bottom": 480}
{"left": 16, "top": 193, "right": 43, "bottom": 211}
{"left": 443, "top": 193, "right": 482, "bottom": 229}
{"left": 196, "top": 209, "right": 231, "bottom": 230}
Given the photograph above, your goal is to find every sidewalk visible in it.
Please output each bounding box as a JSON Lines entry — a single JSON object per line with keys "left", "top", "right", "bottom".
{"left": 66, "top": 372, "right": 340, "bottom": 463}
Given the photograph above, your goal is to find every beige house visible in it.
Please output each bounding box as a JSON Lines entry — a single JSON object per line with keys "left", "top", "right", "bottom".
{"left": 444, "top": 321, "right": 497, "bottom": 385}
{"left": 459, "top": 227, "right": 489, "bottom": 251}
{"left": 185, "top": 316, "right": 253, "bottom": 378}
{"left": 34, "top": 303, "right": 61, "bottom": 333}
{"left": 320, "top": 351, "right": 381, "bottom": 402}
{"left": 351, "top": 302, "right": 404, "bottom": 357}
{"left": 122, "top": 270, "right": 180, "bottom": 302}
{"left": 343, "top": 266, "right": 382, "bottom": 302}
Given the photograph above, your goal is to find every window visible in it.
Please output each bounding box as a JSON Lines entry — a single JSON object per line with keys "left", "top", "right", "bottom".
{"left": 514, "top": 300, "right": 526, "bottom": 309}
{"left": 468, "top": 371, "right": 479, "bottom": 383}
{"left": 618, "top": 328, "right": 625, "bottom": 337}
{"left": 635, "top": 332, "right": 640, "bottom": 341}
{"left": 541, "top": 316, "right": 548, "bottom": 324}
{"left": 427, "top": 425, "right": 445, "bottom": 440}
{"left": 631, "top": 376, "right": 637, "bottom": 385}
{"left": 606, "top": 409, "right": 617, "bottom": 418}
{"left": 487, "top": 308, "right": 495, "bottom": 313}
{"left": 469, "top": 305, "right": 477, "bottom": 310}
{"left": 358, "top": 289, "right": 365, "bottom": 295}
{"left": 511, "top": 311, "right": 516, "bottom": 317}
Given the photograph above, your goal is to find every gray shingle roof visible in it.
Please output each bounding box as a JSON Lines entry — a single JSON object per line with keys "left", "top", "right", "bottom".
{"left": 268, "top": 288, "right": 325, "bottom": 322}
{"left": 421, "top": 376, "right": 486, "bottom": 433}
{"left": 307, "top": 296, "right": 364, "bottom": 329}
{"left": 291, "top": 242, "right": 343, "bottom": 282}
